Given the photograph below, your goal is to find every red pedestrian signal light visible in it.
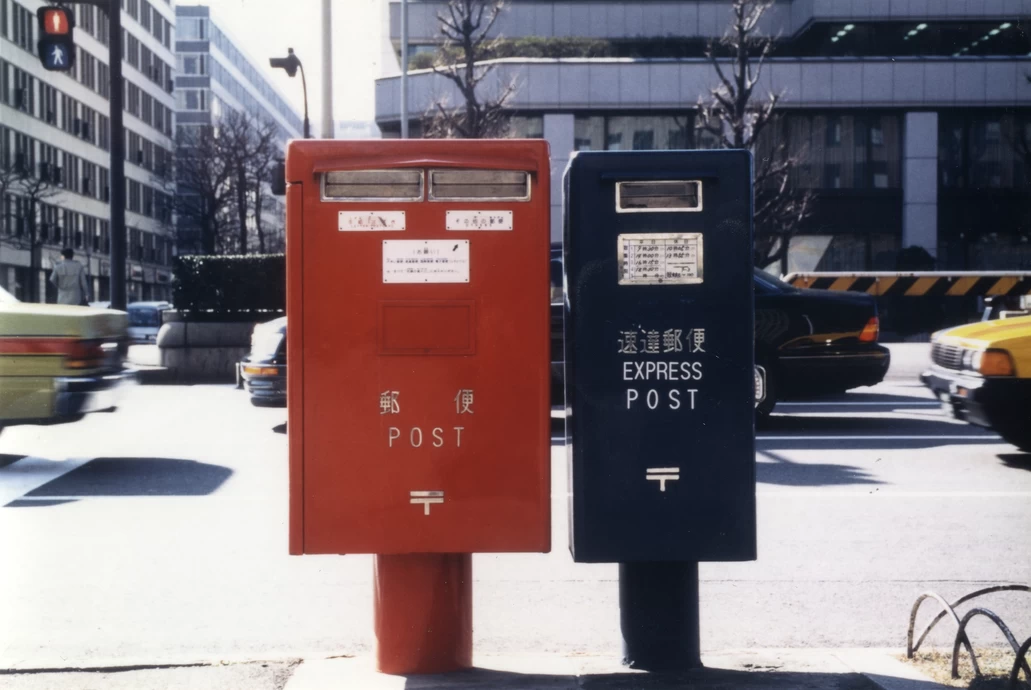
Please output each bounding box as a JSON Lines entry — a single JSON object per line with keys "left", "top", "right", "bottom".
{"left": 36, "top": 6, "right": 75, "bottom": 72}
{"left": 42, "top": 8, "right": 71, "bottom": 34}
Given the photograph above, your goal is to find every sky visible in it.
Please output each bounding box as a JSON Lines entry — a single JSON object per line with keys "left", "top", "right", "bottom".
{"left": 179, "top": 0, "right": 387, "bottom": 129}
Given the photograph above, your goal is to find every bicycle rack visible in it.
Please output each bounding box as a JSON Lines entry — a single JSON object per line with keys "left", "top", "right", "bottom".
{"left": 906, "top": 584, "right": 1031, "bottom": 688}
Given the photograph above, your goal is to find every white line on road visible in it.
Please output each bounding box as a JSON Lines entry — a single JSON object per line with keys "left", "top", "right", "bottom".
{"left": 0, "top": 456, "right": 92, "bottom": 507}
{"left": 757, "top": 435, "right": 999, "bottom": 441}
{"left": 778, "top": 401, "right": 939, "bottom": 407}
{"left": 759, "top": 491, "right": 1031, "bottom": 498}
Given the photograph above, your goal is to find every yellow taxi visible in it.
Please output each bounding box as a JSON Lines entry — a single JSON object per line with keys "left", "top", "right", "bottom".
{"left": 0, "top": 285, "right": 134, "bottom": 432}
{"left": 921, "top": 314, "right": 1031, "bottom": 452}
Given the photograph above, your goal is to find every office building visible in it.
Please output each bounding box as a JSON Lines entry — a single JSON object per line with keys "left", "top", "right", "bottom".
{"left": 377, "top": 1, "right": 1031, "bottom": 271}
{"left": 1, "top": 0, "right": 177, "bottom": 301}
{"left": 174, "top": 4, "right": 302, "bottom": 255}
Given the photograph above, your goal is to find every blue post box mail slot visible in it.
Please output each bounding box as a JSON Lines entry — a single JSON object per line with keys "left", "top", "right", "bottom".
{"left": 564, "top": 150, "right": 756, "bottom": 563}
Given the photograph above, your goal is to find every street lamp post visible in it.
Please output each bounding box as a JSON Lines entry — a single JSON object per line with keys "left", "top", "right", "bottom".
{"left": 270, "top": 48, "right": 310, "bottom": 138}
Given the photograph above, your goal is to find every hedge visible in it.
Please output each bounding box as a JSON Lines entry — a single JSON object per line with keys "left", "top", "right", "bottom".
{"left": 173, "top": 253, "right": 286, "bottom": 315}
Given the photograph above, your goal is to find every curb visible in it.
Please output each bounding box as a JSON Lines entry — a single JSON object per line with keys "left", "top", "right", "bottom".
{"left": 283, "top": 649, "right": 953, "bottom": 690}
{"left": 832, "top": 649, "right": 952, "bottom": 690}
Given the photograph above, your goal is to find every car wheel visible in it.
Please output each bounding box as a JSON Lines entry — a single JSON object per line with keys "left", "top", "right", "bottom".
{"left": 756, "top": 361, "right": 777, "bottom": 418}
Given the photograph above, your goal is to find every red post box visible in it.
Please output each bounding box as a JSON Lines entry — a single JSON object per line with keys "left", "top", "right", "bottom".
{"left": 285, "top": 140, "right": 551, "bottom": 674}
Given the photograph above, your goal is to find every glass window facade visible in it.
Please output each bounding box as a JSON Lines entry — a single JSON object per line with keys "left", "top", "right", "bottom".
{"left": 939, "top": 112, "right": 1031, "bottom": 190}
{"left": 757, "top": 113, "right": 902, "bottom": 190}
{"left": 574, "top": 114, "right": 691, "bottom": 152}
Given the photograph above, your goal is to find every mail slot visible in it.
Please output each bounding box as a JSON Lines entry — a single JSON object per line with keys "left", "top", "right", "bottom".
{"left": 564, "top": 150, "right": 756, "bottom": 563}
{"left": 286, "top": 140, "right": 551, "bottom": 556}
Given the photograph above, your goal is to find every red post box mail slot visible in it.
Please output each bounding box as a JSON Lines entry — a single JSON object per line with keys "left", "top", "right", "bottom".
{"left": 286, "top": 140, "right": 552, "bottom": 557}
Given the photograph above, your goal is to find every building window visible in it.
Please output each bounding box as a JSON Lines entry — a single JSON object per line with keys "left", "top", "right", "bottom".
{"left": 178, "top": 17, "right": 207, "bottom": 40}
{"left": 760, "top": 113, "right": 902, "bottom": 190}
{"left": 176, "top": 88, "right": 207, "bottom": 111}
{"left": 508, "top": 115, "right": 543, "bottom": 139}
{"left": 574, "top": 114, "right": 694, "bottom": 152}
{"left": 939, "top": 112, "right": 1030, "bottom": 190}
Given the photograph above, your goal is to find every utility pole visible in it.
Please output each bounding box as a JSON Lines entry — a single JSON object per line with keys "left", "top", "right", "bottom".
{"left": 320, "top": 0, "right": 334, "bottom": 139}
{"left": 400, "top": 0, "right": 409, "bottom": 138}
{"left": 107, "top": 1, "right": 127, "bottom": 310}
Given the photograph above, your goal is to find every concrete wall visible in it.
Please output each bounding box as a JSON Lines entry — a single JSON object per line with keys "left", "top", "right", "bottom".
{"left": 389, "top": 0, "right": 1029, "bottom": 43}
{"left": 376, "top": 58, "right": 1031, "bottom": 121}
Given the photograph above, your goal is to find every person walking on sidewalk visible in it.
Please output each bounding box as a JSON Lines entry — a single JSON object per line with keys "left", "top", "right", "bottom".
{"left": 49, "top": 248, "right": 90, "bottom": 306}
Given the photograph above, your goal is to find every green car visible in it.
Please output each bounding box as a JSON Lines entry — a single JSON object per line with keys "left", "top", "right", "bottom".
{"left": 0, "top": 285, "right": 135, "bottom": 431}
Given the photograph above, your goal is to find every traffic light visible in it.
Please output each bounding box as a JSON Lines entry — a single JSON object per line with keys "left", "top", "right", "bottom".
{"left": 37, "top": 5, "right": 75, "bottom": 72}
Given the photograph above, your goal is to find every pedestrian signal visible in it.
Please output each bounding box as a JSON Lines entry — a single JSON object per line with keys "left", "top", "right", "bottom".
{"left": 37, "top": 6, "right": 75, "bottom": 72}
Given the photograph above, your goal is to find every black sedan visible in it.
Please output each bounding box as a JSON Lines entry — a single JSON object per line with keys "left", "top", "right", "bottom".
{"left": 240, "top": 316, "right": 287, "bottom": 406}
{"left": 551, "top": 269, "right": 890, "bottom": 414}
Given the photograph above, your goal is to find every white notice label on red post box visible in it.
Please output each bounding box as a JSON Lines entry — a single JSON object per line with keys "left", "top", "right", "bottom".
{"left": 339, "top": 211, "right": 405, "bottom": 231}
{"left": 446, "top": 210, "right": 513, "bottom": 231}
{"left": 382, "top": 240, "right": 470, "bottom": 283}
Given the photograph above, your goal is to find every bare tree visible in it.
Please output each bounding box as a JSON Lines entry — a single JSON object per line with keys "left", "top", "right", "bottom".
{"left": 174, "top": 124, "right": 235, "bottom": 254}
{"left": 697, "top": 0, "right": 813, "bottom": 271}
{"left": 219, "top": 110, "right": 279, "bottom": 254}
{"left": 3, "top": 158, "right": 58, "bottom": 302}
{"left": 246, "top": 119, "right": 280, "bottom": 254}
{"left": 424, "top": 0, "right": 514, "bottom": 139}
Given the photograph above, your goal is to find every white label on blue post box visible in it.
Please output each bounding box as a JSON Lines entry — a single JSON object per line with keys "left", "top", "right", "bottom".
{"left": 617, "top": 233, "right": 703, "bottom": 285}
{"left": 339, "top": 211, "right": 406, "bottom": 231}
{"left": 382, "top": 240, "right": 470, "bottom": 283}
{"left": 445, "top": 210, "right": 513, "bottom": 231}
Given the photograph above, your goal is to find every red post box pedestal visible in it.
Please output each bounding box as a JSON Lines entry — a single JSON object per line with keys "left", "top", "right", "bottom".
{"left": 285, "top": 140, "right": 551, "bottom": 674}
{"left": 374, "top": 553, "right": 472, "bottom": 674}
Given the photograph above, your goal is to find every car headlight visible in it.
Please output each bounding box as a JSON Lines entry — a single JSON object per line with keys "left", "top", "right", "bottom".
{"left": 961, "top": 349, "right": 978, "bottom": 369}
{"left": 969, "top": 350, "right": 983, "bottom": 372}
{"left": 979, "top": 349, "right": 1015, "bottom": 377}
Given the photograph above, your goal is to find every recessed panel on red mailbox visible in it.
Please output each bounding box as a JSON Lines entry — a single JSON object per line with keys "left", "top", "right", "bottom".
{"left": 286, "top": 140, "right": 551, "bottom": 555}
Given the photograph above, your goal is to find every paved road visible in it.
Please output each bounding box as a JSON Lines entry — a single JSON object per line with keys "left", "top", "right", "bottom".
{"left": 1, "top": 378, "right": 1028, "bottom": 671}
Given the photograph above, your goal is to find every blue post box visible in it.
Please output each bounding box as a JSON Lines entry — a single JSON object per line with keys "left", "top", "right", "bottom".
{"left": 563, "top": 150, "right": 755, "bottom": 669}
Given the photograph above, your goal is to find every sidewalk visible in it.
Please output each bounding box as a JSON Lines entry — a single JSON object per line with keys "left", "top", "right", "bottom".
{"left": 0, "top": 650, "right": 950, "bottom": 690}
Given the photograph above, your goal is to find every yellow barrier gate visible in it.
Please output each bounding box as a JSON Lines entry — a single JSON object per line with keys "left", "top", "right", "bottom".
{"left": 783, "top": 272, "right": 1031, "bottom": 297}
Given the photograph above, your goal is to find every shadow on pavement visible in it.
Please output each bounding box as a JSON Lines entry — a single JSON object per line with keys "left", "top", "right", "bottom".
{"left": 757, "top": 450, "right": 884, "bottom": 487}
{"left": 273, "top": 423, "right": 287, "bottom": 435}
{"left": 22, "top": 458, "right": 233, "bottom": 499}
{"left": 0, "top": 454, "right": 26, "bottom": 469}
{"left": 398, "top": 667, "right": 877, "bottom": 689}
{"left": 998, "top": 453, "right": 1031, "bottom": 472}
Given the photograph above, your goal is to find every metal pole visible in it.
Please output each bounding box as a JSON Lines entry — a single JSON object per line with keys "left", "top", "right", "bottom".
{"left": 619, "top": 561, "right": 702, "bottom": 671}
{"left": 400, "top": 0, "right": 409, "bottom": 138}
{"left": 298, "top": 63, "right": 311, "bottom": 139}
{"left": 107, "top": 0, "right": 127, "bottom": 310}
{"left": 320, "top": 0, "right": 334, "bottom": 139}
